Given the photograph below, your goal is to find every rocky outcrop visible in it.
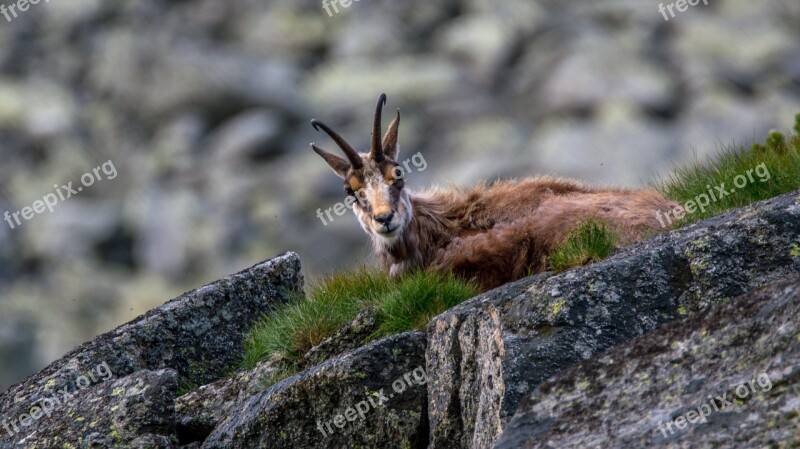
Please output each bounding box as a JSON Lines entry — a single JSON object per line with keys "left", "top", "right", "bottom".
{"left": 302, "top": 305, "right": 382, "bottom": 368}
{"left": 8, "top": 369, "right": 179, "bottom": 448}
{"left": 0, "top": 252, "right": 303, "bottom": 448}
{"left": 175, "top": 359, "right": 282, "bottom": 443}
{"left": 426, "top": 190, "right": 800, "bottom": 448}
{"left": 170, "top": 189, "right": 800, "bottom": 449}
{"left": 3, "top": 192, "right": 800, "bottom": 448}
{"left": 494, "top": 278, "right": 800, "bottom": 448}
{"left": 202, "top": 331, "right": 429, "bottom": 449}
{"left": 175, "top": 305, "right": 384, "bottom": 444}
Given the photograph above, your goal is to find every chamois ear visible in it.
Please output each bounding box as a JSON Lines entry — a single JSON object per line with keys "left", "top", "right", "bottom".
{"left": 382, "top": 109, "right": 400, "bottom": 160}
{"left": 311, "top": 143, "right": 350, "bottom": 178}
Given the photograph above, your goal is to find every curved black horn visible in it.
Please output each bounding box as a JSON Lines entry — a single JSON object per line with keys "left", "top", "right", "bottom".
{"left": 371, "top": 93, "right": 387, "bottom": 162}
{"left": 311, "top": 119, "right": 363, "bottom": 169}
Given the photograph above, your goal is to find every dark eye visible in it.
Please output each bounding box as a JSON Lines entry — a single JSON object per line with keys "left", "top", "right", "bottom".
{"left": 344, "top": 186, "right": 355, "bottom": 196}
{"left": 390, "top": 166, "right": 406, "bottom": 188}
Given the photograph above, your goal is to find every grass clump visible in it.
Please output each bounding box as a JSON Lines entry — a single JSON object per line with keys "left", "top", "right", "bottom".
{"left": 657, "top": 114, "right": 800, "bottom": 225}
{"left": 547, "top": 219, "right": 619, "bottom": 272}
{"left": 242, "top": 269, "right": 478, "bottom": 382}
{"left": 372, "top": 271, "right": 480, "bottom": 337}
{"left": 242, "top": 269, "right": 388, "bottom": 370}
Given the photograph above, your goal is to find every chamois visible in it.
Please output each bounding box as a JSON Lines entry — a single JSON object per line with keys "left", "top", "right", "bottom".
{"left": 310, "top": 94, "right": 678, "bottom": 290}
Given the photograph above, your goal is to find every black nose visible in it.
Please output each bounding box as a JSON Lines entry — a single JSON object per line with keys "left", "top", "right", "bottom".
{"left": 374, "top": 212, "right": 395, "bottom": 225}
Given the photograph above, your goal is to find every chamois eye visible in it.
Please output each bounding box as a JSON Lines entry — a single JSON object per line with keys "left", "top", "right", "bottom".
{"left": 390, "top": 167, "right": 405, "bottom": 187}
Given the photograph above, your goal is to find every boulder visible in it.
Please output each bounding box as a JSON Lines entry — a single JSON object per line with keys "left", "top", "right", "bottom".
{"left": 1, "top": 369, "right": 178, "bottom": 449}
{"left": 0, "top": 252, "right": 303, "bottom": 447}
{"left": 426, "top": 191, "right": 800, "bottom": 449}
{"left": 495, "top": 278, "right": 800, "bottom": 448}
{"left": 301, "top": 305, "right": 382, "bottom": 368}
{"left": 176, "top": 305, "right": 383, "bottom": 444}
{"left": 202, "top": 331, "right": 429, "bottom": 449}
{"left": 175, "top": 359, "right": 282, "bottom": 445}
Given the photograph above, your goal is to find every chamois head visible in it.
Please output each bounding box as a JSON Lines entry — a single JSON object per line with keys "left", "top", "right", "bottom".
{"left": 311, "top": 93, "right": 411, "bottom": 240}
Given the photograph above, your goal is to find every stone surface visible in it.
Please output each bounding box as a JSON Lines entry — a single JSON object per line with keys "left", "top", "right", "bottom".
{"left": 175, "top": 305, "right": 385, "bottom": 444}
{"left": 0, "top": 369, "right": 178, "bottom": 449}
{"left": 202, "top": 331, "right": 429, "bottom": 449}
{"left": 301, "top": 305, "right": 382, "bottom": 369}
{"left": 426, "top": 190, "right": 800, "bottom": 449}
{"left": 175, "top": 359, "right": 281, "bottom": 445}
{"left": 494, "top": 278, "right": 800, "bottom": 449}
{"left": 0, "top": 252, "right": 303, "bottom": 439}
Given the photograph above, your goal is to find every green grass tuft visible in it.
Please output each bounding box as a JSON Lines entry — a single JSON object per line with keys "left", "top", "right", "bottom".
{"left": 372, "top": 271, "right": 480, "bottom": 337}
{"left": 242, "top": 269, "right": 479, "bottom": 381}
{"left": 176, "top": 379, "right": 197, "bottom": 397}
{"left": 242, "top": 269, "right": 385, "bottom": 370}
{"left": 657, "top": 115, "right": 800, "bottom": 225}
{"left": 546, "top": 219, "right": 619, "bottom": 272}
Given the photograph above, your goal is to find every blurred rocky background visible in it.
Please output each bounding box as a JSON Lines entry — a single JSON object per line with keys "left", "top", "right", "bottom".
{"left": 0, "top": 0, "right": 798, "bottom": 391}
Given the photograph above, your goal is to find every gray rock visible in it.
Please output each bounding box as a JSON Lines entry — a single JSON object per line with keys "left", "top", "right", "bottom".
{"left": 426, "top": 190, "right": 800, "bottom": 449}
{"left": 305, "top": 58, "right": 460, "bottom": 112}
{"left": 175, "top": 359, "right": 282, "bottom": 444}
{"left": 89, "top": 31, "right": 304, "bottom": 120}
{"left": 433, "top": 15, "right": 516, "bottom": 84}
{"left": 135, "top": 189, "right": 202, "bottom": 279}
{"left": 301, "top": 305, "right": 382, "bottom": 368}
{"left": 494, "top": 277, "right": 800, "bottom": 449}
{"left": 0, "top": 252, "right": 303, "bottom": 436}
{"left": 175, "top": 306, "right": 385, "bottom": 445}
{"left": 202, "top": 331, "right": 429, "bottom": 449}
{"left": 175, "top": 306, "right": 387, "bottom": 444}
{"left": 0, "top": 369, "right": 178, "bottom": 449}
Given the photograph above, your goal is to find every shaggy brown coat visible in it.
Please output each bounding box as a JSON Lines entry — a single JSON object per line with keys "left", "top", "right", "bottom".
{"left": 379, "top": 178, "right": 676, "bottom": 290}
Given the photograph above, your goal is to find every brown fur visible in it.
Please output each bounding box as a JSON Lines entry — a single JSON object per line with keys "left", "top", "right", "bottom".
{"left": 377, "top": 178, "right": 676, "bottom": 290}
{"left": 311, "top": 95, "right": 678, "bottom": 291}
